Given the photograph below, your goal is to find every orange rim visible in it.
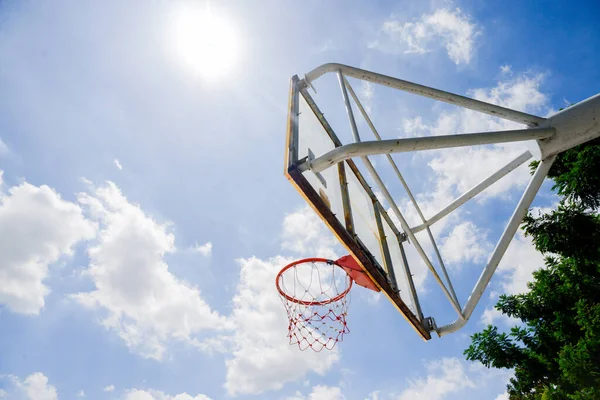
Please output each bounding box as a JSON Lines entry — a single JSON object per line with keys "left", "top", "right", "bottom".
{"left": 275, "top": 257, "right": 353, "bottom": 306}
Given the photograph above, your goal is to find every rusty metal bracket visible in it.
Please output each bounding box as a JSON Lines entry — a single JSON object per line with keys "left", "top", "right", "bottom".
{"left": 423, "top": 317, "right": 437, "bottom": 332}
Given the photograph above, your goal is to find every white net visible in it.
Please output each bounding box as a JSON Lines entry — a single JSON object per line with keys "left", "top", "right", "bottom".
{"left": 276, "top": 259, "right": 353, "bottom": 351}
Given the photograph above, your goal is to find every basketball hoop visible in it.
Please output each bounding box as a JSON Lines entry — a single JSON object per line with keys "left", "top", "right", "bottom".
{"left": 276, "top": 255, "right": 379, "bottom": 351}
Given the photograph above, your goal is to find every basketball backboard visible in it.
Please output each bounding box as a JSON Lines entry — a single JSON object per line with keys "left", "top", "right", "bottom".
{"left": 285, "top": 74, "right": 429, "bottom": 340}
{"left": 284, "top": 63, "right": 600, "bottom": 339}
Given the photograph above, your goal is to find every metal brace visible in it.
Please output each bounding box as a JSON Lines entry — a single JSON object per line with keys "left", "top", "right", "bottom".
{"left": 307, "top": 148, "right": 327, "bottom": 188}
{"left": 423, "top": 317, "right": 437, "bottom": 332}
{"left": 398, "top": 232, "right": 409, "bottom": 243}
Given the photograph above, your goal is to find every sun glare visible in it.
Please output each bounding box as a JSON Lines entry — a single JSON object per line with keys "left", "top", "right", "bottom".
{"left": 173, "top": 5, "right": 238, "bottom": 80}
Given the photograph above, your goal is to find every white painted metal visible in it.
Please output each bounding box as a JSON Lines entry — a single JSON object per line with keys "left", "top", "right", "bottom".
{"left": 305, "top": 63, "right": 546, "bottom": 126}
{"left": 411, "top": 151, "right": 533, "bottom": 234}
{"left": 537, "top": 93, "right": 600, "bottom": 159}
{"left": 303, "top": 128, "right": 554, "bottom": 173}
{"left": 351, "top": 146, "right": 464, "bottom": 316}
{"left": 335, "top": 75, "right": 463, "bottom": 316}
{"left": 337, "top": 70, "right": 362, "bottom": 143}
{"left": 342, "top": 78, "right": 424, "bottom": 314}
{"left": 342, "top": 76, "right": 461, "bottom": 308}
{"left": 436, "top": 155, "right": 556, "bottom": 336}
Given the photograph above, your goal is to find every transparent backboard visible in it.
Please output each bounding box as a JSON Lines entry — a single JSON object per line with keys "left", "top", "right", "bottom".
{"left": 285, "top": 76, "right": 430, "bottom": 340}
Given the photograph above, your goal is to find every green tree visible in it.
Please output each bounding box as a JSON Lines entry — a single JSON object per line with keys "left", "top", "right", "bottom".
{"left": 464, "top": 137, "right": 600, "bottom": 399}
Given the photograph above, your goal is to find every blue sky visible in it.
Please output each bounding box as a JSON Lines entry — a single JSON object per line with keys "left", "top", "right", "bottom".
{"left": 0, "top": 0, "right": 599, "bottom": 399}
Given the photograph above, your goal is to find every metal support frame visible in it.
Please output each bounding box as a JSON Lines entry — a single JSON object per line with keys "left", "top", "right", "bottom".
{"left": 288, "top": 82, "right": 431, "bottom": 339}
{"left": 301, "top": 128, "right": 554, "bottom": 173}
{"left": 336, "top": 70, "right": 463, "bottom": 318}
{"left": 373, "top": 201, "right": 399, "bottom": 292}
{"left": 411, "top": 150, "right": 533, "bottom": 234}
{"left": 398, "top": 237, "right": 424, "bottom": 321}
{"left": 436, "top": 155, "right": 556, "bottom": 336}
{"left": 342, "top": 76, "right": 461, "bottom": 309}
{"left": 338, "top": 161, "right": 354, "bottom": 235}
{"left": 291, "top": 62, "right": 600, "bottom": 337}
{"left": 377, "top": 203, "right": 424, "bottom": 319}
{"left": 305, "top": 63, "right": 546, "bottom": 126}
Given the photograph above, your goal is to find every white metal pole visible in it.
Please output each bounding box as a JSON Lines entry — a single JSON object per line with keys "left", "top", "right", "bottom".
{"left": 337, "top": 70, "right": 361, "bottom": 143}
{"left": 436, "top": 154, "right": 556, "bottom": 336}
{"left": 303, "top": 128, "right": 554, "bottom": 174}
{"left": 411, "top": 151, "right": 533, "bottom": 234}
{"left": 305, "top": 63, "right": 546, "bottom": 126}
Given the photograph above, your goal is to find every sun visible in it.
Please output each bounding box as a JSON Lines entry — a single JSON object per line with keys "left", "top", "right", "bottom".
{"left": 172, "top": 5, "right": 238, "bottom": 80}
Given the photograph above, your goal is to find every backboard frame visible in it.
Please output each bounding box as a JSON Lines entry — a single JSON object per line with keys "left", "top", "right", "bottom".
{"left": 285, "top": 76, "right": 431, "bottom": 340}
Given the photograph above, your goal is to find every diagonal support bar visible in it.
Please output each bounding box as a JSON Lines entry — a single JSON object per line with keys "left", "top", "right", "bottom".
{"left": 436, "top": 154, "right": 556, "bottom": 336}
{"left": 411, "top": 150, "right": 534, "bottom": 234}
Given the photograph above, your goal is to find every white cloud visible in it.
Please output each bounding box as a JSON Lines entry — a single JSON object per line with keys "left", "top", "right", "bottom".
{"left": 0, "top": 138, "right": 8, "bottom": 156}
{"left": 361, "top": 81, "right": 375, "bottom": 113}
{"left": 0, "top": 181, "right": 97, "bottom": 314}
{"left": 500, "top": 65, "right": 512, "bottom": 75}
{"left": 114, "top": 159, "right": 123, "bottom": 170}
{"left": 286, "top": 385, "right": 345, "bottom": 400}
{"left": 530, "top": 204, "right": 556, "bottom": 218}
{"left": 395, "top": 75, "right": 548, "bottom": 291}
{"left": 373, "top": 189, "right": 388, "bottom": 208}
{"left": 124, "top": 389, "right": 211, "bottom": 400}
{"left": 309, "top": 386, "right": 345, "bottom": 400}
{"left": 395, "top": 358, "right": 511, "bottom": 400}
{"left": 287, "top": 374, "right": 513, "bottom": 400}
{"left": 425, "top": 8, "right": 479, "bottom": 64}
{"left": 386, "top": 187, "right": 458, "bottom": 297}
{"left": 366, "top": 391, "right": 380, "bottom": 400}
{"left": 192, "top": 241, "right": 213, "bottom": 256}
{"left": 371, "top": 8, "right": 479, "bottom": 64}
{"left": 495, "top": 392, "right": 509, "bottom": 400}
{"left": 407, "top": 72, "right": 549, "bottom": 202}
{"left": 316, "top": 39, "right": 335, "bottom": 53}
{"left": 390, "top": 236, "right": 430, "bottom": 294}
{"left": 72, "top": 182, "right": 229, "bottom": 360}
{"left": 480, "top": 306, "right": 520, "bottom": 327}
{"left": 2, "top": 372, "right": 58, "bottom": 400}
{"left": 427, "top": 144, "right": 532, "bottom": 201}
{"left": 479, "top": 227, "right": 546, "bottom": 326}
{"left": 367, "top": 290, "right": 382, "bottom": 305}
{"left": 496, "top": 230, "right": 545, "bottom": 295}
{"left": 440, "top": 222, "right": 489, "bottom": 267}
{"left": 77, "top": 389, "right": 86, "bottom": 397}
{"left": 470, "top": 74, "right": 547, "bottom": 114}
{"left": 287, "top": 391, "right": 304, "bottom": 400}
{"left": 22, "top": 373, "right": 59, "bottom": 400}
{"left": 223, "top": 256, "right": 339, "bottom": 395}
{"left": 104, "top": 385, "right": 115, "bottom": 392}
{"left": 396, "top": 358, "right": 475, "bottom": 400}
{"left": 220, "top": 208, "right": 341, "bottom": 395}
{"left": 384, "top": 206, "right": 434, "bottom": 295}
{"left": 384, "top": 72, "right": 550, "bottom": 318}
{"left": 402, "top": 116, "right": 430, "bottom": 138}
{"left": 281, "top": 206, "right": 340, "bottom": 260}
